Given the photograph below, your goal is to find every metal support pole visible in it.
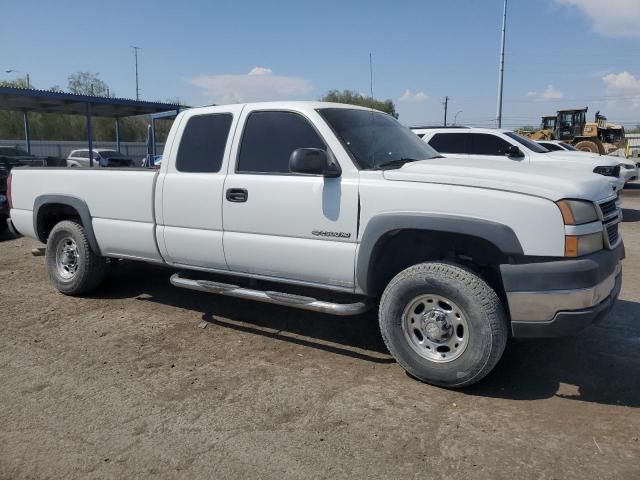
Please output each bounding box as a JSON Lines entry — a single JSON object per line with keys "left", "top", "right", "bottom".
{"left": 151, "top": 118, "right": 157, "bottom": 157}
{"left": 496, "top": 0, "right": 508, "bottom": 128}
{"left": 115, "top": 117, "right": 121, "bottom": 152}
{"left": 23, "top": 111, "right": 31, "bottom": 154}
{"left": 86, "top": 103, "right": 94, "bottom": 167}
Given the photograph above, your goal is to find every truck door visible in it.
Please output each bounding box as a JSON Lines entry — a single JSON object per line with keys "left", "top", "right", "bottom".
{"left": 222, "top": 107, "right": 359, "bottom": 290}
{"left": 157, "top": 105, "right": 243, "bottom": 269}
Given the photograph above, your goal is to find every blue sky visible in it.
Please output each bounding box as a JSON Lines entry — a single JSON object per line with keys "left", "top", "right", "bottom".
{"left": 3, "top": 0, "right": 640, "bottom": 128}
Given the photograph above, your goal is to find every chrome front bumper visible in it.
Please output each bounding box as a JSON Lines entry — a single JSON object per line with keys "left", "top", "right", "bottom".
{"left": 501, "top": 244, "right": 624, "bottom": 338}
{"left": 507, "top": 263, "right": 621, "bottom": 322}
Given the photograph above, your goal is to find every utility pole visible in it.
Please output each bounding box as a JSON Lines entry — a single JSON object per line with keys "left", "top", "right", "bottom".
{"left": 369, "top": 52, "right": 374, "bottom": 98}
{"left": 496, "top": 0, "right": 507, "bottom": 128}
{"left": 131, "top": 45, "right": 141, "bottom": 100}
{"left": 443, "top": 96, "right": 449, "bottom": 126}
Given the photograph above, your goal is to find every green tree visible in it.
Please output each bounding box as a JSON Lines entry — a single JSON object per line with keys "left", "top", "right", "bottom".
{"left": 68, "top": 72, "right": 112, "bottom": 97}
{"left": 321, "top": 89, "right": 398, "bottom": 118}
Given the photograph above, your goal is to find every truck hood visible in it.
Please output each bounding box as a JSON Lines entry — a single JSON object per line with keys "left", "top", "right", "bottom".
{"left": 383, "top": 157, "right": 614, "bottom": 202}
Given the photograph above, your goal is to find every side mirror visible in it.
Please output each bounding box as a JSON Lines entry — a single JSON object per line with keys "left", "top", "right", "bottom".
{"left": 289, "top": 148, "right": 340, "bottom": 177}
{"left": 506, "top": 145, "right": 524, "bottom": 158}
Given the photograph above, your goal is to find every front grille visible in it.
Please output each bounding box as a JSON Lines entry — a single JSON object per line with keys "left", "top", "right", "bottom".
{"left": 599, "top": 199, "right": 617, "bottom": 220}
{"left": 606, "top": 222, "right": 619, "bottom": 246}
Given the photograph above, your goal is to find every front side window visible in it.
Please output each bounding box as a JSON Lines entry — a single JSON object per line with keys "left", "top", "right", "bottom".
{"left": 428, "top": 133, "right": 468, "bottom": 154}
{"left": 469, "top": 133, "right": 512, "bottom": 155}
{"left": 237, "top": 111, "right": 325, "bottom": 174}
{"left": 176, "top": 113, "right": 233, "bottom": 173}
{"left": 319, "top": 108, "right": 440, "bottom": 169}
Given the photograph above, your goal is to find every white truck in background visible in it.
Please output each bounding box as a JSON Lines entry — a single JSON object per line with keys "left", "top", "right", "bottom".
{"left": 7, "top": 102, "right": 624, "bottom": 387}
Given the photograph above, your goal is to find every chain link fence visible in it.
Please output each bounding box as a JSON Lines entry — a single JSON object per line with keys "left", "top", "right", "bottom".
{"left": 0, "top": 140, "right": 165, "bottom": 160}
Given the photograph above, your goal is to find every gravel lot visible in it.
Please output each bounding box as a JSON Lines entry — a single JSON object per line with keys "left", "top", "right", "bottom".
{"left": 1, "top": 189, "right": 639, "bottom": 480}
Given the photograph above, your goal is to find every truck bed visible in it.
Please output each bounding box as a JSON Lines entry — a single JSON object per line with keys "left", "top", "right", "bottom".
{"left": 10, "top": 168, "right": 163, "bottom": 262}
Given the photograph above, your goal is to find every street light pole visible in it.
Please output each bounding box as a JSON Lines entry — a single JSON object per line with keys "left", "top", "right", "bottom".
{"left": 496, "top": 0, "right": 508, "bottom": 128}
{"left": 130, "top": 46, "right": 141, "bottom": 100}
{"left": 4, "top": 69, "right": 29, "bottom": 88}
{"left": 454, "top": 110, "right": 463, "bottom": 125}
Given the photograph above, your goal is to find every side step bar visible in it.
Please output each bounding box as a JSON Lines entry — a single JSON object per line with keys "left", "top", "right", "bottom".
{"left": 170, "top": 272, "right": 372, "bottom": 316}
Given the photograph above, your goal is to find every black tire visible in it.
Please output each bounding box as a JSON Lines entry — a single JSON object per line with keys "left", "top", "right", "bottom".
{"left": 45, "top": 220, "right": 106, "bottom": 295}
{"left": 379, "top": 262, "right": 507, "bottom": 388}
{"left": 0, "top": 216, "right": 7, "bottom": 235}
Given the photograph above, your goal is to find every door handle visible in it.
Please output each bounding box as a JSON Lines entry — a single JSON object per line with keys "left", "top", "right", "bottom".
{"left": 226, "top": 188, "right": 248, "bottom": 203}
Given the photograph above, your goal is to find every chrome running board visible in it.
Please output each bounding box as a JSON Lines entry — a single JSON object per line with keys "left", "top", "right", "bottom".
{"left": 170, "top": 272, "right": 371, "bottom": 316}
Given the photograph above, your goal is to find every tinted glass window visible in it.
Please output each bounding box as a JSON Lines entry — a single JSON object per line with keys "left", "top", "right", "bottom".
{"left": 76, "top": 151, "right": 88, "bottom": 158}
{"left": 469, "top": 134, "right": 512, "bottom": 155}
{"left": 428, "top": 133, "right": 468, "bottom": 154}
{"left": 238, "top": 111, "right": 325, "bottom": 173}
{"left": 504, "top": 131, "right": 549, "bottom": 153}
{"left": 560, "top": 142, "right": 578, "bottom": 151}
{"left": 176, "top": 113, "right": 232, "bottom": 173}
{"left": 539, "top": 142, "right": 563, "bottom": 151}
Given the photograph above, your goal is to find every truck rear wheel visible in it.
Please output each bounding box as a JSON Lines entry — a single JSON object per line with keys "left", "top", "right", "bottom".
{"left": 379, "top": 262, "right": 507, "bottom": 388}
{"left": 46, "top": 220, "right": 106, "bottom": 295}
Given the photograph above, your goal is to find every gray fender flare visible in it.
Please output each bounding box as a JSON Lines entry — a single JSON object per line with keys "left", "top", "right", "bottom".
{"left": 33, "top": 195, "right": 101, "bottom": 255}
{"left": 356, "top": 212, "right": 524, "bottom": 294}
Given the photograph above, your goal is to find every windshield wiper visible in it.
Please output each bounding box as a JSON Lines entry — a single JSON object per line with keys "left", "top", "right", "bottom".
{"left": 374, "top": 158, "right": 422, "bottom": 170}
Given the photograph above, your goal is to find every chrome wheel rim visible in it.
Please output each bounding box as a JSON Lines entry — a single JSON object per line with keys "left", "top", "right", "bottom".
{"left": 401, "top": 294, "right": 469, "bottom": 363}
{"left": 56, "top": 237, "right": 79, "bottom": 280}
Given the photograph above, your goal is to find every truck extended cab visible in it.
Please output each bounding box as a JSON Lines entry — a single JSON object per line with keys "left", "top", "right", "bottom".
{"left": 7, "top": 102, "right": 624, "bottom": 387}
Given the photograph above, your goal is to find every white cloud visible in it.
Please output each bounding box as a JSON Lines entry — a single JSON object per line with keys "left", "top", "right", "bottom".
{"left": 526, "top": 84, "right": 565, "bottom": 101}
{"left": 398, "top": 89, "right": 429, "bottom": 102}
{"left": 602, "top": 71, "right": 640, "bottom": 108}
{"left": 248, "top": 67, "right": 272, "bottom": 76}
{"left": 190, "top": 67, "right": 312, "bottom": 103}
{"left": 555, "top": 0, "right": 640, "bottom": 37}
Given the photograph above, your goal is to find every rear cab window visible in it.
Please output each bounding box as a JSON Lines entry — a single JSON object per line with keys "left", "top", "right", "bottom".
{"left": 176, "top": 113, "right": 233, "bottom": 173}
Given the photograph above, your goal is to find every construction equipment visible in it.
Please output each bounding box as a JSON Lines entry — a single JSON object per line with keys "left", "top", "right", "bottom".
{"left": 525, "top": 108, "right": 626, "bottom": 154}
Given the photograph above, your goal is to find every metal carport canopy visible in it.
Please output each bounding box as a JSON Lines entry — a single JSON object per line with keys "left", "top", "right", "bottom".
{"left": 0, "top": 86, "right": 184, "bottom": 166}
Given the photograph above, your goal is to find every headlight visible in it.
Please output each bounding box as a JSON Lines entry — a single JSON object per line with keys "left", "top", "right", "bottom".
{"left": 593, "top": 165, "right": 619, "bottom": 177}
{"left": 565, "top": 233, "right": 604, "bottom": 257}
{"left": 556, "top": 200, "right": 599, "bottom": 225}
{"left": 622, "top": 164, "right": 635, "bottom": 170}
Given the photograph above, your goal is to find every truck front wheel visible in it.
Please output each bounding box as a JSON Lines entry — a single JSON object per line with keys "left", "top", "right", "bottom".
{"left": 379, "top": 262, "right": 507, "bottom": 388}
{"left": 46, "top": 220, "right": 106, "bottom": 295}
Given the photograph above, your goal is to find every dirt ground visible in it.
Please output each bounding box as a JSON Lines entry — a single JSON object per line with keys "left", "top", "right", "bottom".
{"left": 1, "top": 190, "right": 639, "bottom": 480}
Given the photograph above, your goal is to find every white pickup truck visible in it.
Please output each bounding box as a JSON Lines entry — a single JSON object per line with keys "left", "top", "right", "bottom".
{"left": 7, "top": 102, "right": 624, "bottom": 387}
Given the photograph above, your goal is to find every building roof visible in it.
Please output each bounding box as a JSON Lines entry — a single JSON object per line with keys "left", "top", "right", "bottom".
{"left": 0, "top": 86, "right": 184, "bottom": 117}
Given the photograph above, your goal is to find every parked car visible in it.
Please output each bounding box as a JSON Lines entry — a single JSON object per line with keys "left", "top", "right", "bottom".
{"left": 66, "top": 149, "right": 135, "bottom": 168}
{"left": 0, "top": 146, "right": 47, "bottom": 169}
{"left": 8, "top": 101, "right": 623, "bottom": 388}
{"left": 413, "top": 127, "right": 625, "bottom": 193}
{"left": 537, "top": 140, "right": 638, "bottom": 184}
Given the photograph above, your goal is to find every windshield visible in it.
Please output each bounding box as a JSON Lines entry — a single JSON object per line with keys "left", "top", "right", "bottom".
{"left": 504, "top": 131, "right": 549, "bottom": 153}
{"left": 559, "top": 142, "right": 578, "bottom": 151}
{"left": 318, "top": 108, "right": 440, "bottom": 169}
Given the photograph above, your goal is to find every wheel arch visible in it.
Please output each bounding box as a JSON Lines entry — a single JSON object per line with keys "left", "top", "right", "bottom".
{"left": 33, "top": 195, "right": 101, "bottom": 255}
{"left": 356, "top": 213, "right": 524, "bottom": 296}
